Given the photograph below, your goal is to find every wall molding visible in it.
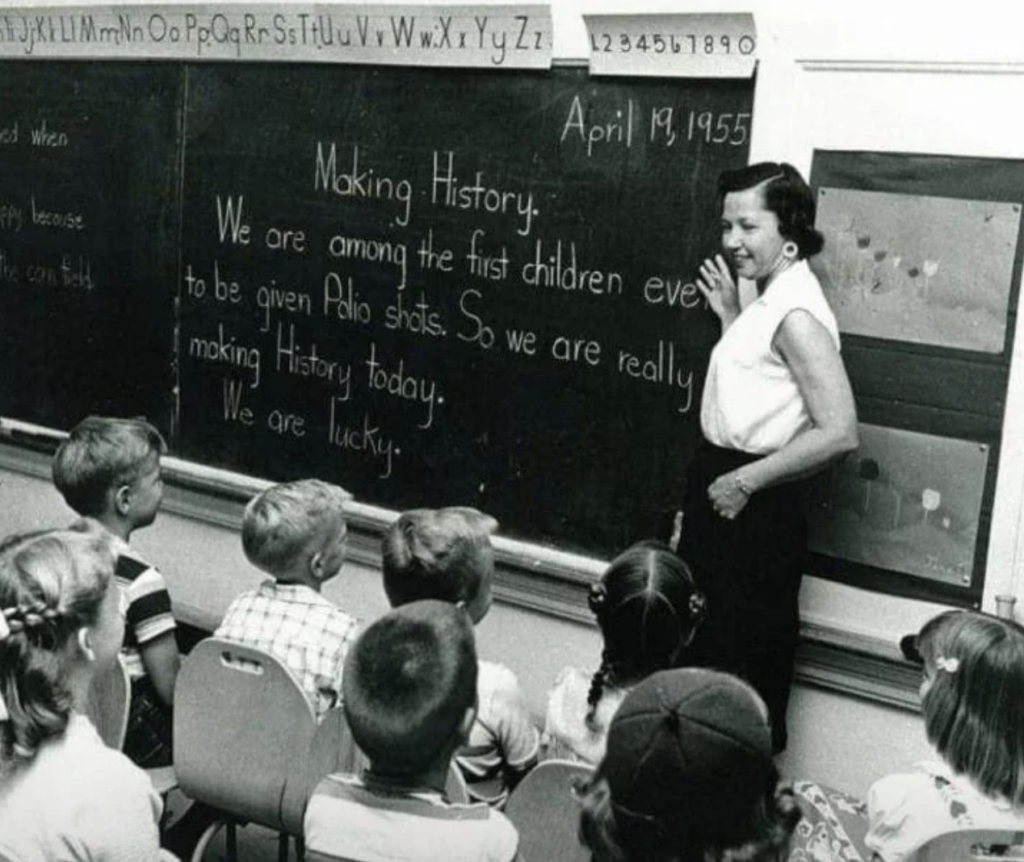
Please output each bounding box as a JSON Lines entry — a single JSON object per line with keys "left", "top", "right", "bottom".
{"left": 797, "top": 59, "right": 1024, "bottom": 75}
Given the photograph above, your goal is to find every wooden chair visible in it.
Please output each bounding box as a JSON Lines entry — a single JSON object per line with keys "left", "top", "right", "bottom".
{"left": 85, "top": 653, "right": 131, "bottom": 750}
{"left": 915, "top": 830, "right": 1024, "bottom": 862}
{"left": 504, "top": 759, "right": 594, "bottom": 862}
{"left": 83, "top": 653, "right": 179, "bottom": 798}
{"left": 174, "top": 637, "right": 347, "bottom": 862}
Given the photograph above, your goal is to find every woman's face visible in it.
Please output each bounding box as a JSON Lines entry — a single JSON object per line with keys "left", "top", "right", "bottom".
{"left": 720, "top": 185, "right": 787, "bottom": 282}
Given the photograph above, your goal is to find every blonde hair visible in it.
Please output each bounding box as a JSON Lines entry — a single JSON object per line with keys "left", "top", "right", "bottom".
{"left": 52, "top": 416, "right": 167, "bottom": 516}
{"left": 242, "top": 479, "right": 352, "bottom": 575}
{"left": 382, "top": 507, "right": 497, "bottom": 607}
{"left": 0, "top": 528, "right": 115, "bottom": 768}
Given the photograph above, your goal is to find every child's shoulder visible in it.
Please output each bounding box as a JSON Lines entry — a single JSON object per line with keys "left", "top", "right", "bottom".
{"left": 306, "top": 774, "right": 519, "bottom": 862}
{"left": 478, "top": 659, "right": 524, "bottom": 694}
{"left": 868, "top": 761, "right": 955, "bottom": 817}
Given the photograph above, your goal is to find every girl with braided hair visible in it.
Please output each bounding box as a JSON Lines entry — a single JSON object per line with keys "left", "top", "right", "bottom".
{"left": 541, "top": 540, "right": 706, "bottom": 764}
{"left": 0, "top": 527, "right": 172, "bottom": 861}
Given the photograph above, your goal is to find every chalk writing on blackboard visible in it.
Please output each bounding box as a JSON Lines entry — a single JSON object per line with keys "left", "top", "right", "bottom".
{"left": 0, "top": 61, "right": 752, "bottom": 556}
{"left": 172, "top": 65, "right": 753, "bottom": 555}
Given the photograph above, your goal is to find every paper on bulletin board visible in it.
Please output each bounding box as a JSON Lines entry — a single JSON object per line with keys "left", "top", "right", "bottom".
{"left": 0, "top": 5, "right": 552, "bottom": 68}
{"left": 584, "top": 13, "right": 756, "bottom": 78}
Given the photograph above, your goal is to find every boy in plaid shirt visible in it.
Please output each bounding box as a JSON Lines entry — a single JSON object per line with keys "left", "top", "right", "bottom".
{"left": 216, "top": 479, "right": 358, "bottom": 717}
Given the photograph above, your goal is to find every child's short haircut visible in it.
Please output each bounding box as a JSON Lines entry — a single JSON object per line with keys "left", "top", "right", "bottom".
{"left": 917, "top": 609, "right": 1024, "bottom": 804}
{"left": 52, "top": 416, "right": 167, "bottom": 517}
{"left": 343, "top": 600, "right": 477, "bottom": 775}
{"left": 242, "top": 480, "right": 352, "bottom": 575}
{"left": 382, "top": 508, "right": 497, "bottom": 608}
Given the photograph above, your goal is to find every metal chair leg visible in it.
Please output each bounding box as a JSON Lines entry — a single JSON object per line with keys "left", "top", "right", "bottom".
{"left": 188, "top": 820, "right": 224, "bottom": 862}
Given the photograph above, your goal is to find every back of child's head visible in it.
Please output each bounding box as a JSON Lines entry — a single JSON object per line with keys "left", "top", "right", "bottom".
{"left": 343, "top": 599, "right": 477, "bottom": 776}
{"left": 381, "top": 507, "right": 498, "bottom": 609}
{"left": 0, "top": 526, "right": 116, "bottom": 768}
{"left": 586, "top": 540, "right": 706, "bottom": 726}
{"left": 242, "top": 479, "right": 352, "bottom": 576}
{"left": 579, "top": 668, "right": 798, "bottom": 862}
{"left": 52, "top": 415, "right": 167, "bottom": 517}
{"left": 916, "top": 609, "right": 1024, "bottom": 804}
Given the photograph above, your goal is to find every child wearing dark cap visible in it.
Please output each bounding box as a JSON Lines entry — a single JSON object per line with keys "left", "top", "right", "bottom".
{"left": 578, "top": 667, "right": 800, "bottom": 862}
{"left": 303, "top": 600, "right": 520, "bottom": 862}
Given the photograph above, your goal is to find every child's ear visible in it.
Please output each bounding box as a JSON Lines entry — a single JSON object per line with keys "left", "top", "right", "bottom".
{"left": 456, "top": 704, "right": 477, "bottom": 745}
{"left": 308, "top": 550, "right": 325, "bottom": 581}
{"left": 76, "top": 627, "right": 97, "bottom": 662}
{"left": 113, "top": 484, "right": 133, "bottom": 516}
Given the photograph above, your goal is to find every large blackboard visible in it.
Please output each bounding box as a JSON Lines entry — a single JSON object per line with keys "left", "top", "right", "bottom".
{"left": 0, "top": 63, "right": 179, "bottom": 427}
{"left": 0, "top": 60, "right": 753, "bottom": 558}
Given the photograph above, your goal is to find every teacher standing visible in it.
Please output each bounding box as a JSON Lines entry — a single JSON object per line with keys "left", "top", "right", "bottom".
{"left": 679, "top": 162, "right": 858, "bottom": 753}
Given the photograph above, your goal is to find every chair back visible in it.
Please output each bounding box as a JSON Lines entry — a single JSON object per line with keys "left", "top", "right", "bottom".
{"left": 173, "top": 638, "right": 318, "bottom": 835}
{"left": 915, "top": 831, "right": 1024, "bottom": 862}
{"left": 504, "top": 759, "right": 594, "bottom": 862}
{"left": 289, "top": 705, "right": 362, "bottom": 828}
{"left": 85, "top": 654, "right": 130, "bottom": 750}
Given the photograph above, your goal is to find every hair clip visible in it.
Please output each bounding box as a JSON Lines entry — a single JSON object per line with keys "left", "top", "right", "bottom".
{"left": 588, "top": 582, "right": 608, "bottom": 616}
{"left": 688, "top": 592, "right": 707, "bottom": 621}
{"left": 935, "top": 656, "right": 960, "bottom": 673}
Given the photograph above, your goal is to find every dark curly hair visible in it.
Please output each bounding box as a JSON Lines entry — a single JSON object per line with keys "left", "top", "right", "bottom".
{"left": 718, "top": 162, "right": 824, "bottom": 259}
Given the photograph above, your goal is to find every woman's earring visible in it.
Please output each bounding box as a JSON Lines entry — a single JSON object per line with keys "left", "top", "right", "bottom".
{"left": 783, "top": 241, "right": 799, "bottom": 259}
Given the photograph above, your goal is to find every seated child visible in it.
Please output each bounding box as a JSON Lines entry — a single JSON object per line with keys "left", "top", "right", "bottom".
{"left": 577, "top": 667, "right": 800, "bottom": 862}
{"left": 52, "top": 415, "right": 180, "bottom": 769}
{"left": 867, "top": 610, "right": 1024, "bottom": 862}
{"left": 216, "top": 479, "right": 358, "bottom": 717}
{"left": 544, "top": 540, "right": 705, "bottom": 764}
{"left": 0, "top": 528, "right": 173, "bottom": 862}
{"left": 381, "top": 507, "right": 539, "bottom": 805}
{"left": 304, "top": 600, "right": 520, "bottom": 862}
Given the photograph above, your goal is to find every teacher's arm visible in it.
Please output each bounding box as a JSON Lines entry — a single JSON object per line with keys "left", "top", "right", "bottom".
{"left": 709, "top": 309, "right": 858, "bottom": 516}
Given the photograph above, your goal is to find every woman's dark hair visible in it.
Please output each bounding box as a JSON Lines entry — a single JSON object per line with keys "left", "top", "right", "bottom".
{"left": 577, "top": 763, "right": 800, "bottom": 862}
{"left": 718, "top": 161, "right": 824, "bottom": 258}
{"left": 585, "top": 541, "right": 705, "bottom": 728}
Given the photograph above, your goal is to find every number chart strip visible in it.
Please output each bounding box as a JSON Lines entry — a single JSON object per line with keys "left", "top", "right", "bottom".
{"left": 584, "top": 13, "right": 756, "bottom": 78}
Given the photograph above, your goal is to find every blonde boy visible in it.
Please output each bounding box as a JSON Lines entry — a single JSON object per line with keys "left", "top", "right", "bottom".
{"left": 216, "top": 479, "right": 357, "bottom": 717}
{"left": 52, "top": 415, "right": 179, "bottom": 768}
{"left": 382, "top": 508, "right": 539, "bottom": 805}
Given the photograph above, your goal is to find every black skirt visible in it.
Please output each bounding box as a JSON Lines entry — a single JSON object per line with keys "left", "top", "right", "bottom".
{"left": 677, "top": 439, "right": 809, "bottom": 753}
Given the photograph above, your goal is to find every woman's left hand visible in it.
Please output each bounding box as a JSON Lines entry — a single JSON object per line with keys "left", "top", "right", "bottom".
{"left": 707, "top": 471, "right": 751, "bottom": 521}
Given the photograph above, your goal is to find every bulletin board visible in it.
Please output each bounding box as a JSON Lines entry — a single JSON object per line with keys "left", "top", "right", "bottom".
{"left": 806, "top": 149, "right": 1024, "bottom": 606}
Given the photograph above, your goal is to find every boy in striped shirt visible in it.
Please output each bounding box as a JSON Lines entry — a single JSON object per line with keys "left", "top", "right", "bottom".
{"left": 53, "top": 415, "right": 179, "bottom": 768}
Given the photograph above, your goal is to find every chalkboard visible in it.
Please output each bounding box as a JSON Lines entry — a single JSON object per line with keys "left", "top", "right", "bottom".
{"left": 0, "top": 62, "right": 179, "bottom": 429}
{"left": 0, "top": 60, "right": 754, "bottom": 558}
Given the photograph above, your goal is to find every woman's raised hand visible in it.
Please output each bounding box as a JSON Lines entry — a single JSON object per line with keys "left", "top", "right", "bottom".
{"left": 697, "top": 254, "right": 740, "bottom": 324}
